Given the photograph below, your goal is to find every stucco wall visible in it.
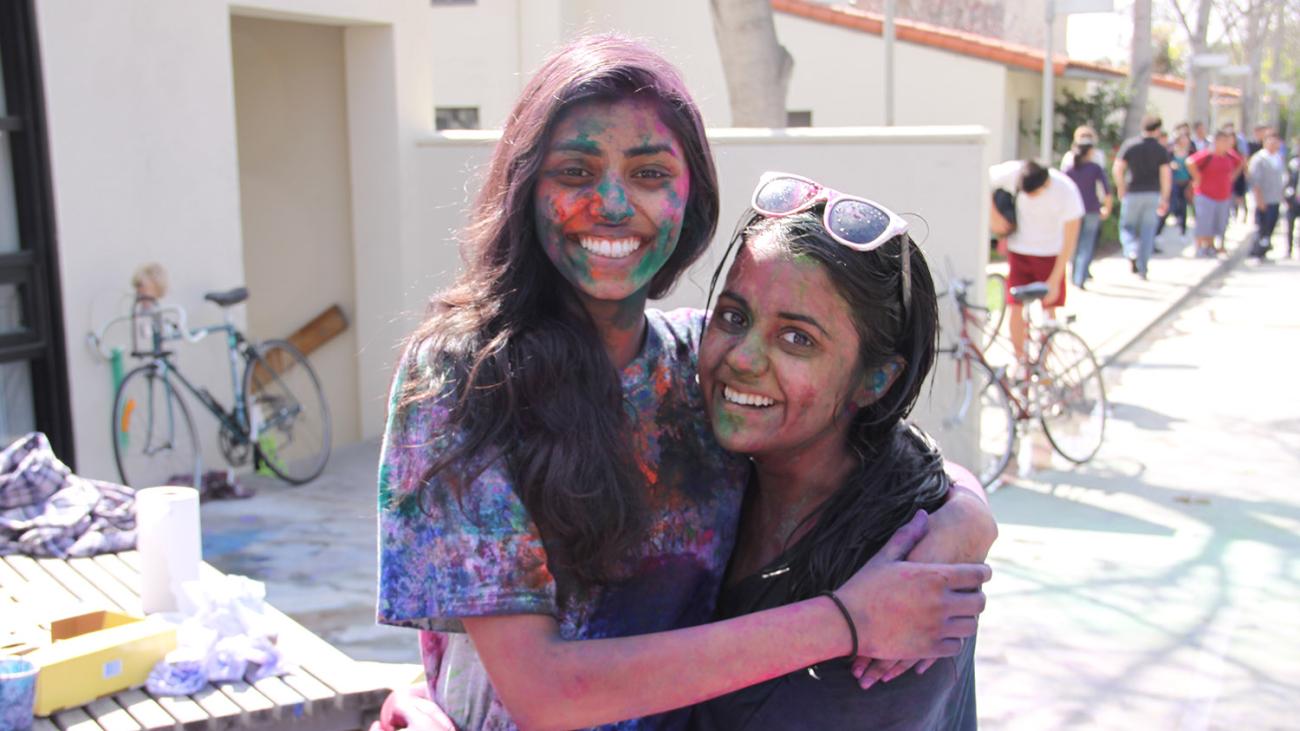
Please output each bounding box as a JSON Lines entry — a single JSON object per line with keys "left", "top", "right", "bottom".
{"left": 428, "top": 0, "right": 729, "bottom": 129}
{"left": 37, "top": 0, "right": 249, "bottom": 480}
{"left": 231, "top": 15, "right": 360, "bottom": 447}
{"left": 409, "top": 126, "right": 992, "bottom": 468}
{"left": 38, "top": 0, "right": 432, "bottom": 478}
{"left": 427, "top": 1, "right": 1011, "bottom": 158}
{"left": 1147, "top": 84, "right": 1205, "bottom": 131}
{"left": 774, "top": 13, "right": 1007, "bottom": 155}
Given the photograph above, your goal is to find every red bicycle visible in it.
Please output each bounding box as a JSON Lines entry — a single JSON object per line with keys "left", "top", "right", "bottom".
{"left": 935, "top": 278, "right": 1107, "bottom": 491}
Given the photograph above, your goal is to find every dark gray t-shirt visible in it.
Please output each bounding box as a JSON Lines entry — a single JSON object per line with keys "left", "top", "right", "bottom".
{"left": 1118, "top": 136, "right": 1170, "bottom": 193}
{"left": 690, "top": 552, "right": 977, "bottom": 730}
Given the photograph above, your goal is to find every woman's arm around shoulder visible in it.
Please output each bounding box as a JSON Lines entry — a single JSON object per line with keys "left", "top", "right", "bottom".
{"left": 461, "top": 511, "right": 989, "bottom": 731}
{"left": 906, "top": 461, "right": 998, "bottom": 565}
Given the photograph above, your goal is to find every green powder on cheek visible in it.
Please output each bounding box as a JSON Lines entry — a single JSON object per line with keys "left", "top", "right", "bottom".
{"left": 570, "top": 247, "right": 596, "bottom": 284}
{"left": 714, "top": 409, "right": 743, "bottom": 440}
{"left": 632, "top": 220, "right": 678, "bottom": 281}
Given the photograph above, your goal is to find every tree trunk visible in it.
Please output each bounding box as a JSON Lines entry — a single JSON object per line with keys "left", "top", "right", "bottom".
{"left": 1266, "top": 3, "right": 1286, "bottom": 129}
{"left": 1184, "top": 0, "right": 1214, "bottom": 129}
{"left": 1240, "top": 1, "right": 1269, "bottom": 134}
{"left": 1123, "top": 0, "right": 1154, "bottom": 138}
{"left": 710, "top": 0, "right": 794, "bottom": 127}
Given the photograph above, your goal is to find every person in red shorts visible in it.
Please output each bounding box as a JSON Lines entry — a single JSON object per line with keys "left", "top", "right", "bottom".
{"left": 989, "top": 159, "right": 1084, "bottom": 363}
{"left": 1187, "top": 129, "right": 1245, "bottom": 257}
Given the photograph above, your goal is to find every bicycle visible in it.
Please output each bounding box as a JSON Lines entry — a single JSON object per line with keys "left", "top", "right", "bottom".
{"left": 89, "top": 287, "right": 331, "bottom": 489}
{"left": 979, "top": 272, "right": 1007, "bottom": 349}
{"left": 936, "top": 278, "right": 1107, "bottom": 491}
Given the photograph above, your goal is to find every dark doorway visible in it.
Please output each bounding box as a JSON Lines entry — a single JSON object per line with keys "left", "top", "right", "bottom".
{"left": 0, "top": 0, "right": 72, "bottom": 461}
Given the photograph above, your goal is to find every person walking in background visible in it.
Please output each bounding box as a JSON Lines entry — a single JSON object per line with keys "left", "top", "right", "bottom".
{"left": 1063, "top": 139, "right": 1112, "bottom": 289}
{"left": 1247, "top": 132, "right": 1287, "bottom": 262}
{"left": 1187, "top": 130, "right": 1245, "bottom": 257}
{"left": 1113, "top": 115, "right": 1171, "bottom": 280}
{"left": 1286, "top": 138, "right": 1300, "bottom": 259}
{"left": 1060, "top": 125, "right": 1106, "bottom": 171}
{"left": 1192, "top": 121, "right": 1211, "bottom": 152}
{"left": 988, "top": 160, "right": 1083, "bottom": 365}
{"left": 1157, "top": 134, "right": 1193, "bottom": 239}
{"left": 1227, "top": 123, "right": 1250, "bottom": 222}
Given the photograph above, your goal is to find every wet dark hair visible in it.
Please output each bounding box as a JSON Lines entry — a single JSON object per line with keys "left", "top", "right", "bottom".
{"left": 393, "top": 34, "right": 719, "bottom": 586}
{"left": 1020, "top": 161, "right": 1050, "bottom": 194}
{"left": 707, "top": 209, "right": 951, "bottom": 601}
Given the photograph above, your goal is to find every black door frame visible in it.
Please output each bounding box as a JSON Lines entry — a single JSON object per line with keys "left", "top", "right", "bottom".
{"left": 1, "top": 0, "right": 73, "bottom": 463}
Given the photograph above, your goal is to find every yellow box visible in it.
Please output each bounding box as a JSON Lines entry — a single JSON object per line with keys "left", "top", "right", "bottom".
{"left": 24, "top": 610, "right": 177, "bottom": 716}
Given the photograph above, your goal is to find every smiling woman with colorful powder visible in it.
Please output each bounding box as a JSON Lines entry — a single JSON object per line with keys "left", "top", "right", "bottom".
{"left": 376, "top": 35, "right": 993, "bottom": 730}
{"left": 691, "top": 182, "right": 988, "bottom": 730}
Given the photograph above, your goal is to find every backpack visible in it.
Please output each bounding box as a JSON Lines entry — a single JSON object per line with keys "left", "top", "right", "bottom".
{"left": 992, "top": 187, "right": 1017, "bottom": 234}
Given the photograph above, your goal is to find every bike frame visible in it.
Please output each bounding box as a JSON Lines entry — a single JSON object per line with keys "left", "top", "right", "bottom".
{"left": 945, "top": 281, "right": 1054, "bottom": 423}
{"left": 130, "top": 304, "right": 254, "bottom": 443}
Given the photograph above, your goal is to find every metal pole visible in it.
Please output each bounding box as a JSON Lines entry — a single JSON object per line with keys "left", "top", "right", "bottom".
{"left": 1040, "top": 0, "right": 1055, "bottom": 162}
{"left": 885, "top": 0, "right": 896, "bottom": 126}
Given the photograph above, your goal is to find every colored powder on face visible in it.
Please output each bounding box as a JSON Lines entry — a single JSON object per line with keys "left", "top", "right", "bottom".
{"left": 595, "top": 178, "right": 633, "bottom": 221}
{"left": 713, "top": 408, "right": 744, "bottom": 440}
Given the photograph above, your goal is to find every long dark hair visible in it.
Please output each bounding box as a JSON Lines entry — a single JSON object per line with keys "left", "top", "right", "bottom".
{"left": 709, "top": 209, "right": 950, "bottom": 600}
{"left": 393, "top": 35, "right": 719, "bottom": 586}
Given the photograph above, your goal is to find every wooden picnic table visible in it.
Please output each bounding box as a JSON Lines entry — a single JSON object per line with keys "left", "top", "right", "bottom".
{"left": 0, "top": 551, "right": 391, "bottom": 731}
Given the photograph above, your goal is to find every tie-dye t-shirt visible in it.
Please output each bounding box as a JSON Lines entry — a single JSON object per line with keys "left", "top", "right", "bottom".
{"left": 377, "top": 308, "right": 748, "bottom": 731}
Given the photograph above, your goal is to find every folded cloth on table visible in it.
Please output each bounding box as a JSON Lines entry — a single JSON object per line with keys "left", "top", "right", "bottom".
{"left": 0, "top": 432, "right": 137, "bottom": 558}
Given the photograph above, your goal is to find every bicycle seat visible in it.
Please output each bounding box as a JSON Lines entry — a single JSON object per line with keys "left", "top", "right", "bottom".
{"left": 204, "top": 287, "right": 249, "bottom": 307}
{"left": 1009, "top": 281, "right": 1050, "bottom": 304}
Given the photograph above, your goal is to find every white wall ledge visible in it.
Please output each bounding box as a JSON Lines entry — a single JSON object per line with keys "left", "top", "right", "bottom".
{"left": 417, "top": 125, "right": 991, "bottom": 148}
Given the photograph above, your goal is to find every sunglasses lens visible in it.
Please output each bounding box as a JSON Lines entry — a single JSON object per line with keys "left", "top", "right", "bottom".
{"left": 828, "top": 200, "right": 892, "bottom": 246}
{"left": 754, "top": 177, "right": 819, "bottom": 214}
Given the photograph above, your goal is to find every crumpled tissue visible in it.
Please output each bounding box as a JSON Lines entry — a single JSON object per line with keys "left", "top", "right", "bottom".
{"left": 146, "top": 573, "right": 291, "bottom": 694}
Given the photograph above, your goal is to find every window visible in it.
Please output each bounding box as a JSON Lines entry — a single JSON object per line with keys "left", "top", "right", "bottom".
{"left": 786, "top": 110, "right": 813, "bottom": 128}
{"left": 436, "top": 107, "right": 481, "bottom": 131}
{"left": 0, "top": 1, "right": 72, "bottom": 459}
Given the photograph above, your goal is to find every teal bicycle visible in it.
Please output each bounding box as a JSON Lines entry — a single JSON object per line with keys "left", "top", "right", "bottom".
{"left": 90, "top": 288, "right": 331, "bottom": 488}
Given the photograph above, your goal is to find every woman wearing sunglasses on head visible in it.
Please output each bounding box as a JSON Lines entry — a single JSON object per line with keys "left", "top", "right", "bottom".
{"left": 690, "top": 174, "right": 985, "bottom": 730}
{"left": 377, "top": 35, "right": 995, "bottom": 731}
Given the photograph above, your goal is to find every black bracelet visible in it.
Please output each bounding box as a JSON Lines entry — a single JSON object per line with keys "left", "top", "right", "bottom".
{"left": 819, "top": 590, "right": 858, "bottom": 660}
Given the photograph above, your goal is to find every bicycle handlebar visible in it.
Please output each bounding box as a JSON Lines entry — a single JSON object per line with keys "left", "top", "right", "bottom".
{"left": 86, "top": 304, "right": 210, "bottom": 360}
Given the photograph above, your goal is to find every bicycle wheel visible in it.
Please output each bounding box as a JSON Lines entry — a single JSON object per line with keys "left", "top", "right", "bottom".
{"left": 937, "top": 352, "right": 1016, "bottom": 490}
{"left": 980, "top": 273, "right": 1008, "bottom": 348}
{"left": 112, "top": 365, "right": 200, "bottom": 488}
{"left": 1038, "top": 328, "right": 1107, "bottom": 464}
{"left": 243, "top": 338, "right": 331, "bottom": 484}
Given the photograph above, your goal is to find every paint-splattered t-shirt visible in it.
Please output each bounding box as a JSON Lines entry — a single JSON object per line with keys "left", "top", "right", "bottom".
{"left": 377, "top": 308, "right": 748, "bottom": 731}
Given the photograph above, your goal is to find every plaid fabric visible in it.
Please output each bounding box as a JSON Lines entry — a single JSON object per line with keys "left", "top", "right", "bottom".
{"left": 0, "top": 433, "right": 137, "bottom": 558}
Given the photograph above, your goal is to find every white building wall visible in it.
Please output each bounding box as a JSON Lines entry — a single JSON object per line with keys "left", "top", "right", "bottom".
{"left": 38, "top": 0, "right": 432, "bottom": 478}
{"left": 557, "top": 1, "right": 731, "bottom": 128}
{"left": 1004, "top": 69, "right": 1042, "bottom": 161}
{"left": 1148, "top": 85, "right": 1190, "bottom": 129}
{"left": 36, "top": 0, "right": 249, "bottom": 480}
{"left": 774, "top": 13, "right": 1007, "bottom": 158}
{"left": 429, "top": 0, "right": 728, "bottom": 129}
{"left": 411, "top": 127, "right": 992, "bottom": 467}
{"left": 231, "top": 15, "right": 360, "bottom": 447}
{"left": 427, "top": 4, "right": 1010, "bottom": 157}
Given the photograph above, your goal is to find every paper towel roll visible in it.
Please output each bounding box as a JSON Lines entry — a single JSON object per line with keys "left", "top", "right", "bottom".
{"left": 136, "top": 486, "right": 202, "bottom": 614}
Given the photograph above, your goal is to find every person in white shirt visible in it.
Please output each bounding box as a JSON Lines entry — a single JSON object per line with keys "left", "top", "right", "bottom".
{"left": 1060, "top": 125, "right": 1107, "bottom": 171}
{"left": 989, "top": 160, "right": 1085, "bottom": 362}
